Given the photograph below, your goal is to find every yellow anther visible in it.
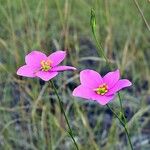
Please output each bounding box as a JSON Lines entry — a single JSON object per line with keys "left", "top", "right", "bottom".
{"left": 40, "top": 60, "right": 52, "bottom": 71}
{"left": 94, "top": 83, "right": 108, "bottom": 95}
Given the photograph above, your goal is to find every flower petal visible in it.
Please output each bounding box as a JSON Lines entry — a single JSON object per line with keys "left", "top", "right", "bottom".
{"left": 36, "top": 71, "right": 58, "bottom": 81}
{"left": 17, "top": 65, "right": 36, "bottom": 77}
{"left": 72, "top": 85, "right": 95, "bottom": 100}
{"left": 25, "top": 51, "right": 47, "bottom": 67}
{"left": 80, "top": 69, "right": 103, "bottom": 88}
{"left": 106, "top": 79, "right": 132, "bottom": 95}
{"left": 92, "top": 94, "right": 115, "bottom": 105}
{"left": 51, "top": 66, "right": 76, "bottom": 72}
{"left": 48, "top": 51, "right": 66, "bottom": 66}
{"left": 103, "top": 69, "right": 120, "bottom": 89}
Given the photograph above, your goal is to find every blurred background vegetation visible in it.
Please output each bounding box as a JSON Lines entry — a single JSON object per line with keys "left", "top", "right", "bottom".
{"left": 0, "top": 0, "right": 150, "bottom": 149}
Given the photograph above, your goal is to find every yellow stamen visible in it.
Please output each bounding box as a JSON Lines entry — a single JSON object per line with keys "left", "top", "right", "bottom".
{"left": 40, "top": 60, "right": 52, "bottom": 71}
{"left": 94, "top": 83, "right": 108, "bottom": 95}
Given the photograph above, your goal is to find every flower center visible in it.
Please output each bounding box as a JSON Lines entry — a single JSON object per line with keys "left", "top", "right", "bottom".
{"left": 40, "top": 60, "right": 52, "bottom": 71}
{"left": 94, "top": 83, "right": 108, "bottom": 95}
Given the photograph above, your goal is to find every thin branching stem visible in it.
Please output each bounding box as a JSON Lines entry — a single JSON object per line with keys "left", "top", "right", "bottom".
{"left": 106, "top": 104, "right": 124, "bottom": 126}
{"left": 90, "top": 9, "right": 133, "bottom": 150}
{"left": 50, "top": 80, "right": 79, "bottom": 150}
{"left": 106, "top": 104, "right": 133, "bottom": 150}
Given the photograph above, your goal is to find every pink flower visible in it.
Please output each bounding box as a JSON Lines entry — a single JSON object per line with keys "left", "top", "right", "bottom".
{"left": 73, "top": 69, "right": 132, "bottom": 105}
{"left": 17, "top": 50, "right": 76, "bottom": 81}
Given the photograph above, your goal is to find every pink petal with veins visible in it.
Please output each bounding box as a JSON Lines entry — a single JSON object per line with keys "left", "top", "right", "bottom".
{"left": 25, "top": 51, "right": 47, "bottom": 68}
{"left": 36, "top": 71, "right": 58, "bottom": 81}
{"left": 72, "top": 85, "right": 95, "bottom": 100}
{"left": 17, "top": 65, "right": 36, "bottom": 77}
{"left": 106, "top": 79, "right": 132, "bottom": 95}
{"left": 48, "top": 51, "right": 66, "bottom": 67}
{"left": 103, "top": 69, "right": 120, "bottom": 89}
{"left": 51, "top": 66, "right": 76, "bottom": 72}
{"left": 80, "top": 70, "right": 103, "bottom": 88}
{"left": 92, "top": 94, "right": 115, "bottom": 105}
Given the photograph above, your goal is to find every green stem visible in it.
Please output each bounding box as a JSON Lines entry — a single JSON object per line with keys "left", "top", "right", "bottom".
{"left": 106, "top": 104, "right": 133, "bottom": 150}
{"left": 124, "top": 125, "right": 134, "bottom": 150}
{"left": 118, "top": 92, "right": 127, "bottom": 124}
{"left": 106, "top": 104, "right": 124, "bottom": 126}
{"left": 90, "top": 9, "right": 111, "bottom": 69}
{"left": 118, "top": 92, "right": 123, "bottom": 113}
{"left": 50, "top": 80, "right": 79, "bottom": 150}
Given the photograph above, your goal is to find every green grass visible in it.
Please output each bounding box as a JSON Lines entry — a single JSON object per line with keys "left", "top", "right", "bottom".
{"left": 0, "top": 0, "right": 150, "bottom": 149}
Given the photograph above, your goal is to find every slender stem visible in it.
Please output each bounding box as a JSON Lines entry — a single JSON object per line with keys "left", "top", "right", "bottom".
{"left": 106, "top": 104, "right": 133, "bottom": 150}
{"left": 106, "top": 104, "right": 124, "bottom": 126}
{"left": 50, "top": 80, "right": 79, "bottom": 150}
{"left": 124, "top": 126, "right": 134, "bottom": 150}
{"left": 93, "top": 29, "right": 110, "bottom": 67}
{"left": 90, "top": 9, "right": 111, "bottom": 69}
{"left": 118, "top": 92, "right": 127, "bottom": 124}
{"left": 118, "top": 92, "right": 123, "bottom": 113}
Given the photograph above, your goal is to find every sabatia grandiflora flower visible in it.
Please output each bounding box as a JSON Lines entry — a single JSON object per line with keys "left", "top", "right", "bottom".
{"left": 17, "top": 50, "right": 76, "bottom": 81}
{"left": 73, "top": 69, "right": 132, "bottom": 105}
